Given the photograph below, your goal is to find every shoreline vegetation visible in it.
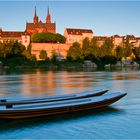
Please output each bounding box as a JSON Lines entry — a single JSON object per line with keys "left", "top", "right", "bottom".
{"left": 0, "top": 32, "right": 140, "bottom": 70}
{"left": 0, "top": 56, "right": 139, "bottom": 71}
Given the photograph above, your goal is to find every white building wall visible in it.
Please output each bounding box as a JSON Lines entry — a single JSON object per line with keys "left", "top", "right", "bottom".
{"left": 21, "top": 35, "right": 30, "bottom": 48}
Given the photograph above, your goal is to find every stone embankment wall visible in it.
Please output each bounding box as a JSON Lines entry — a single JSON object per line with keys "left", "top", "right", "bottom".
{"left": 31, "top": 43, "right": 71, "bottom": 60}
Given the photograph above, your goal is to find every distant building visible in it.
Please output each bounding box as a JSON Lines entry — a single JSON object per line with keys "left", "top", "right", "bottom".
{"left": 26, "top": 7, "right": 56, "bottom": 35}
{"left": 64, "top": 28, "right": 93, "bottom": 44}
{"left": 94, "top": 36, "right": 109, "bottom": 47}
{"left": 124, "top": 35, "right": 140, "bottom": 48}
{"left": 134, "top": 37, "right": 140, "bottom": 48}
{"left": 112, "top": 35, "right": 123, "bottom": 47}
{"left": 0, "top": 29, "right": 30, "bottom": 48}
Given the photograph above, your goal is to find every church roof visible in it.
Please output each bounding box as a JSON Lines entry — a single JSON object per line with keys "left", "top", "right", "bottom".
{"left": 26, "top": 22, "right": 55, "bottom": 30}
{"left": 65, "top": 28, "right": 93, "bottom": 35}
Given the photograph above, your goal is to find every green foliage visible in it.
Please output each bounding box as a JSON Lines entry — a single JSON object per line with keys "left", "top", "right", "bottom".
{"left": 67, "top": 37, "right": 118, "bottom": 67}
{"left": 100, "top": 38, "right": 114, "bottom": 57}
{"left": 12, "top": 41, "right": 25, "bottom": 55}
{"left": 134, "top": 57, "right": 140, "bottom": 64}
{"left": 55, "top": 33, "right": 66, "bottom": 43}
{"left": 22, "top": 50, "right": 31, "bottom": 59}
{"left": 82, "top": 37, "right": 91, "bottom": 57}
{"left": 22, "top": 44, "right": 33, "bottom": 60}
{"left": 100, "top": 55, "right": 117, "bottom": 65}
{"left": 39, "top": 50, "right": 48, "bottom": 60}
{"left": 67, "top": 42, "right": 83, "bottom": 61}
{"left": 123, "top": 37, "right": 132, "bottom": 57}
{"left": 0, "top": 42, "right": 12, "bottom": 58}
{"left": 31, "top": 32, "right": 66, "bottom": 43}
{"left": 1, "top": 56, "right": 29, "bottom": 67}
{"left": 115, "top": 46, "right": 125, "bottom": 60}
{"left": 132, "top": 46, "right": 140, "bottom": 58}
{"left": 27, "top": 44, "right": 32, "bottom": 53}
{"left": 66, "top": 56, "right": 73, "bottom": 62}
{"left": 90, "top": 38, "right": 100, "bottom": 57}
{"left": 51, "top": 50, "right": 58, "bottom": 63}
{"left": 30, "top": 55, "right": 37, "bottom": 61}
{"left": 0, "top": 41, "right": 25, "bottom": 58}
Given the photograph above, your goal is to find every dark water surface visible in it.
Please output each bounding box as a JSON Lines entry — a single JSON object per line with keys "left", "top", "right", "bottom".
{"left": 0, "top": 68, "right": 140, "bottom": 139}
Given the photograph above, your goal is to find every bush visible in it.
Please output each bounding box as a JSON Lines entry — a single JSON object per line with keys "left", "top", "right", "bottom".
{"left": 39, "top": 50, "right": 48, "bottom": 60}
{"left": 67, "top": 42, "right": 83, "bottom": 61}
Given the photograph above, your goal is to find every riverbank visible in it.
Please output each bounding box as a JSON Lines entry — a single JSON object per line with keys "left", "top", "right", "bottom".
{"left": 0, "top": 56, "right": 139, "bottom": 71}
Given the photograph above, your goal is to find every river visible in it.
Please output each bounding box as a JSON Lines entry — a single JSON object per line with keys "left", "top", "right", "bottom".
{"left": 0, "top": 68, "right": 140, "bottom": 139}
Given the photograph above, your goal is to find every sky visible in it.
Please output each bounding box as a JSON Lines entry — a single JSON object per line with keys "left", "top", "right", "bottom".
{"left": 0, "top": 1, "right": 140, "bottom": 36}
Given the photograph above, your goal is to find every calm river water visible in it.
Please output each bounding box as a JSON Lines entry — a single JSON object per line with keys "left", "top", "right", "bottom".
{"left": 0, "top": 68, "right": 140, "bottom": 139}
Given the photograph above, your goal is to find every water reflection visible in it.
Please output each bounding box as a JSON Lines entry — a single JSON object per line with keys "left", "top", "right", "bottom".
{"left": 0, "top": 70, "right": 95, "bottom": 97}
{"left": 0, "top": 68, "right": 140, "bottom": 98}
{"left": 0, "top": 68, "right": 140, "bottom": 138}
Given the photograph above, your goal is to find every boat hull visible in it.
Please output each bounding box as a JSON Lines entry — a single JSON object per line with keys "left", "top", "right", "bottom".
{"left": 0, "top": 93, "right": 126, "bottom": 119}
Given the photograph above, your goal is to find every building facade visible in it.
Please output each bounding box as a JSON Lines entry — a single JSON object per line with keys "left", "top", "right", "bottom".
{"left": 0, "top": 29, "right": 30, "bottom": 48}
{"left": 112, "top": 35, "right": 124, "bottom": 47}
{"left": 64, "top": 28, "right": 93, "bottom": 44}
{"left": 26, "top": 7, "right": 56, "bottom": 35}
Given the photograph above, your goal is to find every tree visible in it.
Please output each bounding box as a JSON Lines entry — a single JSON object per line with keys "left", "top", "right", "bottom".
{"left": 90, "top": 38, "right": 100, "bottom": 57}
{"left": 100, "top": 38, "right": 114, "bottom": 57}
{"left": 39, "top": 50, "right": 48, "bottom": 60}
{"left": 55, "top": 33, "right": 66, "bottom": 43}
{"left": 132, "top": 46, "right": 140, "bottom": 58}
{"left": 100, "top": 55, "right": 117, "bottom": 66}
{"left": 115, "top": 45, "right": 125, "bottom": 60}
{"left": 51, "top": 50, "right": 58, "bottom": 63}
{"left": 82, "top": 37, "right": 91, "bottom": 58}
{"left": 0, "top": 41, "right": 25, "bottom": 58}
{"left": 67, "top": 42, "right": 83, "bottom": 61}
{"left": 0, "top": 42, "right": 14, "bottom": 58}
{"left": 123, "top": 37, "right": 132, "bottom": 58}
{"left": 12, "top": 41, "right": 25, "bottom": 56}
{"left": 31, "top": 32, "right": 66, "bottom": 43}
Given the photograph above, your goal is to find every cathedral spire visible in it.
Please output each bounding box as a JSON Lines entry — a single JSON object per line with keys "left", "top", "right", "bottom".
{"left": 34, "top": 6, "right": 38, "bottom": 24}
{"left": 46, "top": 7, "right": 51, "bottom": 24}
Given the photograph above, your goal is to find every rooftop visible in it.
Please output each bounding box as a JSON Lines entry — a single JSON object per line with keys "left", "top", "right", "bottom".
{"left": 0, "top": 31, "right": 29, "bottom": 37}
{"left": 65, "top": 28, "right": 93, "bottom": 35}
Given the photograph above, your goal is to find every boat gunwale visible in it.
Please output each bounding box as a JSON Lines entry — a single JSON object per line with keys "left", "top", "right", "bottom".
{"left": 0, "top": 89, "right": 108, "bottom": 106}
{"left": 0, "top": 92, "right": 127, "bottom": 112}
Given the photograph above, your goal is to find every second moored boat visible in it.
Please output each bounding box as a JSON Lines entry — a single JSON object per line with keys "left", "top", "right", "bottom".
{"left": 0, "top": 89, "right": 108, "bottom": 107}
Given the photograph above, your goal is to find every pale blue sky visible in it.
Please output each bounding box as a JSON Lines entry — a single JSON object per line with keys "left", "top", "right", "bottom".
{"left": 0, "top": 1, "right": 140, "bottom": 36}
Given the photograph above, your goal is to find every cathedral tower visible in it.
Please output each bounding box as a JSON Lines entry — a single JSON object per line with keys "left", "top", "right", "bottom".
{"left": 34, "top": 6, "right": 38, "bottom": 24}
{"left": 26, "top": 6, "right": 56, "bottom": 35}
{"left": 46, "top": 7, "right": 51, "bottom": 24}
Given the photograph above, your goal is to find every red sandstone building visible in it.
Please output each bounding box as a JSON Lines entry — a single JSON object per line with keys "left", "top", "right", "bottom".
{"left": 26, "top": 7, "right": 56, "bottom": 35}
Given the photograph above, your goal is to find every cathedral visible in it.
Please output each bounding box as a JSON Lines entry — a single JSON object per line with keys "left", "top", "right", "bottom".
{"left": 26, "top": 7, "right": 56, "bottom": 35}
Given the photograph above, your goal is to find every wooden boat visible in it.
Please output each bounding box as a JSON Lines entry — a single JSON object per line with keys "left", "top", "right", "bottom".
{"left": 0, "top": 92, "right": 127, "bottom": 119}
{"left": 0, "top": 89, "right": 108, "bottom": 107}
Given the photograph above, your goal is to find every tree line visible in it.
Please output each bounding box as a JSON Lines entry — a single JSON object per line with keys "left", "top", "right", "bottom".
{"left": 0, "top": 35, "right": 140, "bottom": 68}
{"left": 67, "top": 37, "right": 140, "bottom": 67}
